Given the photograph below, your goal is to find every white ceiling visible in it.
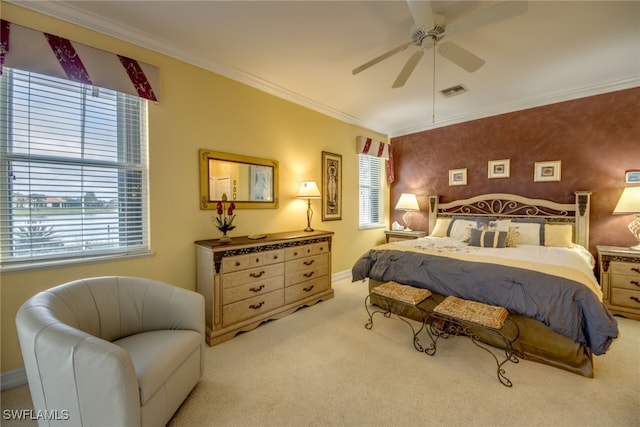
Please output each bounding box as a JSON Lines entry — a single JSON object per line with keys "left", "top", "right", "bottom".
{"left": 11, "top": 1, "right": 640, "bottom": 137}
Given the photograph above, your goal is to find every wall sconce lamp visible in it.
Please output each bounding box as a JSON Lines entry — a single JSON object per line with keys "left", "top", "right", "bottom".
{"left": 296, "top": 181, "right": 322, "bottom": 232}
{"left": 613, "top": 186, "right": 640, "bottom": 250}
{"left": 395, "top": 193, "right": 420, "bottom": 231}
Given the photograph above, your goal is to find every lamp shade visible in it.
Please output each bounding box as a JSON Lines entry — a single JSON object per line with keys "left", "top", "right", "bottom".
{"left": 395, "top": 193, "right": 419, "bottom": 211}
{"left": 296, "top": 181, "right": 321, "bottom": 198}
{"left": 613, "top": 187, "right": 640, "bottom": 214}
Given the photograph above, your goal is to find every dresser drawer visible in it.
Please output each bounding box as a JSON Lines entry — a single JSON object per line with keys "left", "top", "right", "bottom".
{"left": 223, "top": 289, "right": 284, "bottom": 326}
{"left": 223, "top": 276, "right": 283, "bottom": 304}
{"left": 222, "top": 249, "right": 285, "bottom": 273}
{"left": 286, "top": 264, "right": 329, "bottom": 286}
{"left": 285, "top": 276, "right": 330, "bottom": 304}
{"left": 610, "top": 288, "right": 640, "bottom": 310}
{"left": 610, "top": 261, "right": 640, "bottom": 278}
{"left": 286, "top": 253, "right": 328, "bottom": 273}
{"left": 223, "top": 263, "right": 284, "bottom": 289}
{"left": 610, "top": 274, "right": 640, "bottom": 291}
{"left": 285, "top": 242, "right": 329, "bottom": 261}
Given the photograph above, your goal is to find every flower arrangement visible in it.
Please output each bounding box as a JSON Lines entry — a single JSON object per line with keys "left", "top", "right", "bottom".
{"left": 213, "top": 194, "right": 236, "bottom": 242}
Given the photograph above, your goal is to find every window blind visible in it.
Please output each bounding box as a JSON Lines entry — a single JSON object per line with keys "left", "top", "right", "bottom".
{"left": 0, "top": 68, "right": 149, "bottom": 269}
{"left": 358, "top": 154, "right": 384, "bottom": 228}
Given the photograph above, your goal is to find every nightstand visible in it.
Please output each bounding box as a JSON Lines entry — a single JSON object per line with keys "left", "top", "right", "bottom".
{"left": 597, "top": 245, "right": 640, "bottom": 320}
{"left": 385, "top": 230, "right": 427, "bottom": 243}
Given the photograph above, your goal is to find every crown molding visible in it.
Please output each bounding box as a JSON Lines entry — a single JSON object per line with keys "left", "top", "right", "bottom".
{"left": 7, "top": 0, "right": 391, "bottom": 136}
{"left": 8, "top": 1, "right": 637, "bottom": 139}
{"left": 391, "top": 77, "right": 640, "bottom": 137}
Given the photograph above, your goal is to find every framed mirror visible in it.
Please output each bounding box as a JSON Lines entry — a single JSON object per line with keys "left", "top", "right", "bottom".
{"left": 199, "top": 149, "right": 279, "bottom": 209}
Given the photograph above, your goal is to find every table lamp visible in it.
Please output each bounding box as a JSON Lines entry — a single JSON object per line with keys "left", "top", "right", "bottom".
{"left": 297, "top": 181, "right": 322, "bottom": 232}
{"left": 395, "top": 193, "right": 420, "bottom": 231}
{"left": 613, "top": 186, "right": 640, "bottom": 250}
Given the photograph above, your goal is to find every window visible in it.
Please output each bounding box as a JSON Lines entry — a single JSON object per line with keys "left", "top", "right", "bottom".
{"left": 0, "top": 68, "right": 149, "bottom": 270}
{"left": 358, "top": 154, "right": 384, "bottom": 228}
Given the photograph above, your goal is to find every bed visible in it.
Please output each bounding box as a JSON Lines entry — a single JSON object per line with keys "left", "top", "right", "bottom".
{"left": 352, "top": 192, "right": 619, "bottom": 378}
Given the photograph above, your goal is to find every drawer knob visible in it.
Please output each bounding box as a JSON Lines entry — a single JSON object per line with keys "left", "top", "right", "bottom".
{"left": 303, "top": 271, "right": 315, "bottom": 278}
{"left": 235, "top": 261, "right": 241, "bottom": 267}
{"left": 303, "top": 260, "right": 315, "bottom": 266}
{"left": 250, "top": 270, "right": 266, "bottom": 278}
{"left": 249, "top": 301, "right": 265, "bottom": 310}
{"left": 255, "top": 258, "right": 260, "bottom": 263}
{"left": 250, "top": 284, "right": 265, "bottom": 293}
{"left": 303, "top": 285, "right": 315, "bottom": 292}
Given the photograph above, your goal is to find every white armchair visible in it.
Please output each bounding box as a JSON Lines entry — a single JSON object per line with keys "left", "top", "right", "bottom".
{"left": 16, "top": 276, "right": 205, "bottom": 427}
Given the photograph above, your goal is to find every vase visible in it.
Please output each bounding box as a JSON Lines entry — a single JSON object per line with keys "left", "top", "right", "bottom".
{"left": 218, "top": 230, "right": 231, "bottom": 243}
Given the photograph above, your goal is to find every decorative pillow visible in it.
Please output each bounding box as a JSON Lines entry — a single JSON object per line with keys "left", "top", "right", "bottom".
{"left": 429, "top": 218, "right": 452, "bottom": 237}
{"left": 512, "top": 218, "right": 546, "bottom": 245}
{"left": 468, "top": 229, "right": 508, "bottom": 248}
{"left": 447, "top": 219, "right": 477, "bottom": 242}
{"left": 544, "top": 223, "right": 573, "bottom": 247}
{"left": 505, "top": 227, "right": 520, "bottom": 247}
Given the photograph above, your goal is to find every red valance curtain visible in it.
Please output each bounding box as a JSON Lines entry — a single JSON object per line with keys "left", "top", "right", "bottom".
{"left": 0, "top": 20, "right": 160, "bottom": 102}
{"left": 356, "top": 136, "right": 394, "bottom": 185}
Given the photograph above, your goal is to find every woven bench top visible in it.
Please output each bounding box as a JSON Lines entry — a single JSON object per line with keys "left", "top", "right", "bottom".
{"left": 434, "top": 296, "right": 508, "bottom": 329}
{"left": 371, "top": 281, "right": 432, "bottom": 306}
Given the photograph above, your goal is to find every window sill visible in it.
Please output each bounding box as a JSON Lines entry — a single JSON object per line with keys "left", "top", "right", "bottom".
{"left": 1, "top": 251, "right": 154, "bottom": 273}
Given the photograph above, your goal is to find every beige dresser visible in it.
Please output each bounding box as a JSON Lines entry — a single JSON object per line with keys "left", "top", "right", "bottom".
{"left": 195, "top": 230, "right": 333, "bottom": 345}
{"left": 597, "top": 245, "right": 640, "bottom": 320}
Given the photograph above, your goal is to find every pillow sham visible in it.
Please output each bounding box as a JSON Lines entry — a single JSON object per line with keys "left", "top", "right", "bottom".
{"left": 544, "top": 223, "right": 573, "bottom": 247}
{"left": 488, "top": 219, "right": 511, "bottom": 232}
{"left": 446, "top": 216, "right": 497, "bottom": 241}
{"left": 511, "top": 218, "right": 546, "bottom": 245}
{"left": 468, "top": 229, "right": 508, "bottom": 248}
{"left": 505, "top": 227, "right": 520, "bottom": 247}
{"left": 448, "top": 219, "right": 476, "bottom": 241}
{"left": 429, "top": 217, "right": 452, "bottom": 237}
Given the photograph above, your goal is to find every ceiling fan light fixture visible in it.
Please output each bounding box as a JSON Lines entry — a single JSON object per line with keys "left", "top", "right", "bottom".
{"left": 440, "top": 84, "right": 468, "bottom": 98}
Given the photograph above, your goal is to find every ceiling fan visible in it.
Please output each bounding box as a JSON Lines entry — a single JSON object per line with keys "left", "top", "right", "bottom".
{"left": 352, "top": 1, "right": 528, "bottom": 88}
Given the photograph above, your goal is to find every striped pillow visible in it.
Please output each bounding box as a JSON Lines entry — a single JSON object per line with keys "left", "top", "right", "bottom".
{"left": 468, "top": 229, "right": 507, "bottom": 248}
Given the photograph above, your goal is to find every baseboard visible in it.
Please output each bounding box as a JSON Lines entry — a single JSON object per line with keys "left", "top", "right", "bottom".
{"left": 1, "top": 368, "right": 27, "bottom": 391}
{"left": 332, "top": 269, "right": 352, "bottom": 282}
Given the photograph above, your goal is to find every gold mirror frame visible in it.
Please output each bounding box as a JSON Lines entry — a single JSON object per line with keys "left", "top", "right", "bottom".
{"left": 199, "top": 149, "right": 279, "bottom": 209}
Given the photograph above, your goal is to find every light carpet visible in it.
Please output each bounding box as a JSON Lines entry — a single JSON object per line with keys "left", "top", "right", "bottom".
{"left": 2, "top": 277, "right": 639, "bottom": 427}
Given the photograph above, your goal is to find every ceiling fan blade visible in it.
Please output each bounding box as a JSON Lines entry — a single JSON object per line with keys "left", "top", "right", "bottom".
{"left": 438, "top": 41, "right": 485, "bottom": 73}
{"left": 407, "top": 0, "right": 434, "bottom": 30}
{"left": 352, "top": 42, "right": 412, "bottom": 75}
{"left": 448, "top": 1, "right": 528, "bottom": 35}
{"left": 392, "top": 49, "right": 425, "bottom": 88}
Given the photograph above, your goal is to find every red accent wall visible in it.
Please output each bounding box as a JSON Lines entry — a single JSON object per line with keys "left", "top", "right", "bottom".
{"left": 390, "top": 87, "right": 640, "bottom": 254}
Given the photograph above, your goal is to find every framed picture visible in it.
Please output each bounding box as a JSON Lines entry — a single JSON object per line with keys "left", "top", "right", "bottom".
{"left": 534, "top": 161, "right": 561, "bottom": 182}
{"left": 449, "top": 168, "right": 467, "bottom": 186}
{"left": 488, "top": 159, "right": 510, "bottom": 179}
{"left": 249, "top": 165, "right": 273, "bottom": 201}
{"left": 322, "top": 151, "right": 342, "bottom": 221}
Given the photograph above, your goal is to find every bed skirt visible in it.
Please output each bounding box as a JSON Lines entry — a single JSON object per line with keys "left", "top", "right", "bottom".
{"left": 367, "top": 279, "right": 594, "bottom": 378}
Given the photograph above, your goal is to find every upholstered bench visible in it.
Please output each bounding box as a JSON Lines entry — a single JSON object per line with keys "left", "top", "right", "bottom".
{"left": 424, "top": 296, "right": 521, "bottom": 387}
{"left": 365, "top": 281, "right": 433, "bottom": 351}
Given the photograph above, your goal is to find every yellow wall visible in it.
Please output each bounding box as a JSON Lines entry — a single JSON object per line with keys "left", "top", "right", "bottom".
{"left": 1, "top": 3, "right": 389, "bottom": 373}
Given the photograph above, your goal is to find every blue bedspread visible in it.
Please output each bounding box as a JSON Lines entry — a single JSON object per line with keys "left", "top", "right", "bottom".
{"left": 352, "top": 249, "right": 618, "bottom": 355}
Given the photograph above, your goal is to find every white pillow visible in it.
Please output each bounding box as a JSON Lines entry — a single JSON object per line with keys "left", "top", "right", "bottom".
{"left": 430, "top": 218, "right": 451, "bottom": 237}
{"left": 488, "top": 219, "right": 512, "bottom": 232}
{"left": 448, "top": 219, "right": 477, "bottom": 242}
{"left": 510, "top": 222, "right": 541, "bottom": 245}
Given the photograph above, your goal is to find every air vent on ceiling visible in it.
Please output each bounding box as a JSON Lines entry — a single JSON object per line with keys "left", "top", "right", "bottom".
{"left": 440, "top": 84, "right": 468, "bottom": 98}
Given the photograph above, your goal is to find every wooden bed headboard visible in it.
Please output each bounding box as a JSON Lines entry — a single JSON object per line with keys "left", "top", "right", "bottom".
{"left": 427, "top": 192, "right": 592, "bottom": 249}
